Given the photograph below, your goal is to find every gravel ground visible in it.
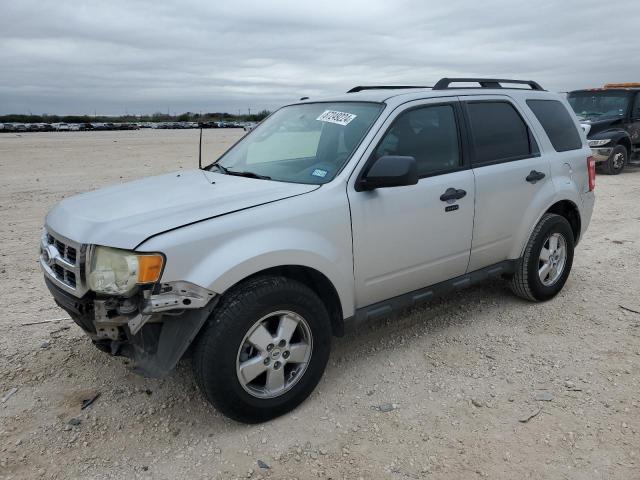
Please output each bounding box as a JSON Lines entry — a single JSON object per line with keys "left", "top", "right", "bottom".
{"left": 1, "top": 130, "right": 639, "bottom": 480}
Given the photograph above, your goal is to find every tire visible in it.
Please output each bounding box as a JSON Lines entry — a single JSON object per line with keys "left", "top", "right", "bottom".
{"left": 509, "top": 213, "right": 575, "bottom": 302}
{"left": 601, "top": 144, "right": 627, "bottom": 175}
{"left": 192, "top": 276, "right": 331, "bottom": 423}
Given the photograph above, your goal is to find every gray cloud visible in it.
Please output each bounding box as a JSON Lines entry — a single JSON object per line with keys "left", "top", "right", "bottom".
{"left": 1, "top": 0, "right": 638, "bottom": 115}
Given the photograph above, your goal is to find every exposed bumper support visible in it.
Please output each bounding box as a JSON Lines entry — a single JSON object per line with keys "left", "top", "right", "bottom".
{"left": 590, "top": 147, "right": 612, "bottom": 163}
{"left": 44, "top": 277, "right": 218, "bottom": 377}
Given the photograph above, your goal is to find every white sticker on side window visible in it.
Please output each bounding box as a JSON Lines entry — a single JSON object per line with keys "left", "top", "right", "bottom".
{"left": 316, "top": 110, "right": 357, "bottom": 126}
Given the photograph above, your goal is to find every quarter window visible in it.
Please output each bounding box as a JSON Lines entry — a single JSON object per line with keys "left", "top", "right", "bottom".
{"left": 527, "top": 99, "right": 582, "bottom": 152}
{"left": 466, "top": 101, "right": 537, "bottom": 166}
{"left": 374, "top": 104, "right": 461, "bottom": 177}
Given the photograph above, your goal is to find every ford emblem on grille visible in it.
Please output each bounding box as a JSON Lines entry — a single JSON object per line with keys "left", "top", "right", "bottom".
{"left": 43, "top": 245, "right": 59, "bottom": 267}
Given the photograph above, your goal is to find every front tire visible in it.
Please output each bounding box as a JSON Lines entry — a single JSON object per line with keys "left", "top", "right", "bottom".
{"left": 192, "top": 276, "right": 331, "bottom": 423}
{"left": 510, "top": 213, "right": 575, "bottom": 302}
{"left": 601, "top": 144, "right": 627, "bottom": 175}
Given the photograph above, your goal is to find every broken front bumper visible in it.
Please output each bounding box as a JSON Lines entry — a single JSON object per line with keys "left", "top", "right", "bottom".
{"left": 44, "top": 277, "right": 218, "bottom": 377}
{"left": 590, "top": 147, "right": 613, "bottom": 163}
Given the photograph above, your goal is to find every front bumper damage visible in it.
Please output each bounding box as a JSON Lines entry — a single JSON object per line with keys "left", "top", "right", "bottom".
{"left": 45, "top": 277, "right": 218, "bottom": 377}
{"left": 590, "top": 147, "right": 613, "bottom": 163}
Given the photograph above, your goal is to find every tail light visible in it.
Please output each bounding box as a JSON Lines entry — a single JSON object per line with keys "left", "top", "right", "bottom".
{"left": 587, "top": 155, "right": 596, "bottom": 191}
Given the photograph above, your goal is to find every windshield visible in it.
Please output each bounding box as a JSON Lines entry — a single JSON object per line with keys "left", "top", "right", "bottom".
{"left": 567, "top": 92, "right": 631, "bottom": 120}
{"left": 209, "top": 102, "right": 384, "bottom": 184}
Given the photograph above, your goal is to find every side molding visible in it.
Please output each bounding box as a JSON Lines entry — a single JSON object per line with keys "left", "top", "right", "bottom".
{"left": 345, "top": 260, "right": 516, "bottom": 331}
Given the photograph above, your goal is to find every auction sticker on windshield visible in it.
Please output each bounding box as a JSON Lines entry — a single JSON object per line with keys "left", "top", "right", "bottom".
{"left": 316, "top": 110, "right": 357, "bottom": 126}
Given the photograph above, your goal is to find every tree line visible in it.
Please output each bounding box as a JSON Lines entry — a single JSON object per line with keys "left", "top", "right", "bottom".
{"left": 0, "top": 110, "right": 271, "bottom": 124}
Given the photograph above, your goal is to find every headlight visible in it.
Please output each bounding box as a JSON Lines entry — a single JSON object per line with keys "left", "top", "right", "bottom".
{"left": 588, "top": 139, "right": 611, "bottom": 147}
{"left": 88, "top": 246, "right": 164, "bottom": 295}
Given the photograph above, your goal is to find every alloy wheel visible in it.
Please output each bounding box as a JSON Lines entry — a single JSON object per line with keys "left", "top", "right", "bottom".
{"left": 236, "top": 310, "right": 313, "bottom": 399}
{"left": 538, "top": 232, "right": 567, "bottom": 286}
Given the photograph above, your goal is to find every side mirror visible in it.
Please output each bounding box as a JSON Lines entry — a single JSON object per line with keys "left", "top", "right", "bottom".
{"left": 357, "top": 155, "right": 418, "bottom": 191}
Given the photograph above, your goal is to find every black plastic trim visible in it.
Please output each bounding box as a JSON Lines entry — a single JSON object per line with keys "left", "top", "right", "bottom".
{"left": 348, "top": 86, "right": 430, "bottom": 93}
{"left": 345, "top": 260, "right": 516, "bottom": 330}
{"left": 434, "top": 78, "right": 544, "bottom": 91}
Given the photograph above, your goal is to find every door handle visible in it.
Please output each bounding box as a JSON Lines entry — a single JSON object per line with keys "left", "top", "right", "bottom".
{"left": 526, "top": 170, "right": 546, "bottom": 183}
{"left": 440, "top": 187, "right": 467, "bottom": 202}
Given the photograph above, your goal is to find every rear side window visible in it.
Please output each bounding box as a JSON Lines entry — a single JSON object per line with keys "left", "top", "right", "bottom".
{"left": 527, "top": 99, "right": 582, "bottom": 152}
{"left": 466, "top": 101, "right": 537, "bottom": 166}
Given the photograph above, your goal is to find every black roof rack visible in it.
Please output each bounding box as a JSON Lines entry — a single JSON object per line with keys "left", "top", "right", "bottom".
{"left": 347, "top": 85, "right": 429, "bottom": 93}
{"left": 433, "top": 78, "right": 545, "bottom": 91}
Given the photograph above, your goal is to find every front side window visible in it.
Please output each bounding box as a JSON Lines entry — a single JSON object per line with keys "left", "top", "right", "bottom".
{"left": 211, "top": 102, "right": 383, "bottom": 184}
{"left": 466, "top": 101, "right": 536, "bottom": 166}
{"left": 527, "top": 99, "right": 582, "bottom": 152}
{"left": 373, "top": 104, "right": 461, "bottom": 177}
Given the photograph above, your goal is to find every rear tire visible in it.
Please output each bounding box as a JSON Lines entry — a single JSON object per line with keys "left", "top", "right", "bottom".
{"left": 601, "top": 144, "right": 627, "bottom": 175}
{"left": 192, "top": 276, "right": 331, "bottom": 423}
{"left": 510, "top": 213, "right": 574, "bottom": 302}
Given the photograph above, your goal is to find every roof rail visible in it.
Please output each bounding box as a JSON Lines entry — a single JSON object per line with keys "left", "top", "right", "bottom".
{"left": 347, "top": 85, "right": 429, "bottom": 93}
{"left": 433, "top": 78, "right": 545, "bottom": 91}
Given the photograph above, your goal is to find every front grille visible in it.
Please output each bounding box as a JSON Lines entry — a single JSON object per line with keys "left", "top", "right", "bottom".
{"left": 46, "top": 233, "right": 78, "bottom": 265}
{"left": 40, "top": 228, "right": 88, "bottom": 297}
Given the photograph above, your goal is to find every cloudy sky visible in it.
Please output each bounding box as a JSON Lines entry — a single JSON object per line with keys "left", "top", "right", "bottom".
{"left": 1, "top": 0, "right": 638, "bottom": 116}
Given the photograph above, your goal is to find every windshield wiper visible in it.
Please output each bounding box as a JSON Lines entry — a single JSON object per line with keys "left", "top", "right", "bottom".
{"left": 210, "top": 163, "right": 229, "bottom": 174}
{"left": 225, "top": 170, "right": 272, "bottom": 180}
{"left": 210, "top": 163, "right": 271, "bottom": 180}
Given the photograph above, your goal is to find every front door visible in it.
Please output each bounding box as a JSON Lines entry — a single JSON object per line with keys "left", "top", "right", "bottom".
{"left": 348, "top": 100, "right": 475, "bottom": 308}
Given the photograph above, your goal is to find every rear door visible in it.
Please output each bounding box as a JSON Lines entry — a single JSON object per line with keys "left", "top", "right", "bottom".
{"left": 462, "top": 96, "right": 553, "bottom": 271}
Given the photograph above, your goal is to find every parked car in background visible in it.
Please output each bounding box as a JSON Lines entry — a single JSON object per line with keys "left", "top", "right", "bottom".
{"left": 54, "top": 123, "right": 70, "bottom": 132}
{"left": 243, "top": 122, "right": 258, "bottom": 132}
{"left": 40, "top": 78, "right": 595, "bottom": 423}
{"left": 568, "top": 83, "right": 640, "bottom": 174}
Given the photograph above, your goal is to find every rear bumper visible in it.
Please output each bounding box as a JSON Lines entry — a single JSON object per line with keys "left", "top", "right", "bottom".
{"left": 590, "top": 147, "right": 612, "bottom": 163}
{"left": 44, "top": 277, "right": 217, "bottom": 377}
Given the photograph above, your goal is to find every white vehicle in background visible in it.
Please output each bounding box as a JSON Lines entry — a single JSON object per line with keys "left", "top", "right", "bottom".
{"left": 54, "top": 123, "right": 70, "bottom": 132}
{"left": 243, "top": 122, "right": 258, "bottom": 132}
{"left": 68, "top": 124, "right": 81, "bottom": 131}
{"left": 40, "top": 77, "right": 595, "bottom": 423}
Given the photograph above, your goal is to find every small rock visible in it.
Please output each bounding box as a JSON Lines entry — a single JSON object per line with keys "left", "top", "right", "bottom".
{"left": 257, "top": 460, "right": 270, "bottom": 469}
{"left": 534, "top": 392, "right": 554, "bottom": 402}
{"left": 471, "top": 398, "right": 484, "bottom": 408}
{"left": 377, "top": 403, "right": 396, "bottom": 412}
{"left": 564, "top": 380, "right": 575, "bottom": 389}
{"left": 40, "top": 341, "right": 50, "bottom": 349}
{"left": 68, "top": 418, "right": 81, "bottom": 426}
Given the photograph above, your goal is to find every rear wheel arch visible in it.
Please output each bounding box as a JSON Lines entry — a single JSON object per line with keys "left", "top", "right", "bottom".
{"left": 545, "top": 200, "right": 581, "bottom": 245}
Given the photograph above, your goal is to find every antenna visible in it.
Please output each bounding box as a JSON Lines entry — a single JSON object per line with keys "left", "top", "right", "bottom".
{"left": 198, "top": 127, "right": 203, "bottom": 169}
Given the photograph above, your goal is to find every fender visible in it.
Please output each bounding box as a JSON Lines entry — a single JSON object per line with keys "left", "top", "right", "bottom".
{"left": 590, "top": 127, "right": 631, "bottom": 144}
{"left": 194, "top": 228, "right": 355, "bottom": 318}
{"left": 509, "top": 188, "right": 583, "bottom": 260}
{"left": 137, "top": 191, "right": 356, "bottom": 319}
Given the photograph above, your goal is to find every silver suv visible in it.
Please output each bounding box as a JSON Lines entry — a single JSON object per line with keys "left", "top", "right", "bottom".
{"left": 40, "top": 78, "right": 595, "bottom": 423}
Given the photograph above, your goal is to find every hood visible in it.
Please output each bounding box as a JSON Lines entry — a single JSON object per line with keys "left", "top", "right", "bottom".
{"left": 46, "top": 170, "right": 318, "bottom": 249}
{"left": 578, "top": 116, "right": 625, "bottom": 138}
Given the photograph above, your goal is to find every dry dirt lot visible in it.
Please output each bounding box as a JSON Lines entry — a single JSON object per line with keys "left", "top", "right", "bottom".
{"left": 1, "top": 130, "right": 639, "bottom": 480}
